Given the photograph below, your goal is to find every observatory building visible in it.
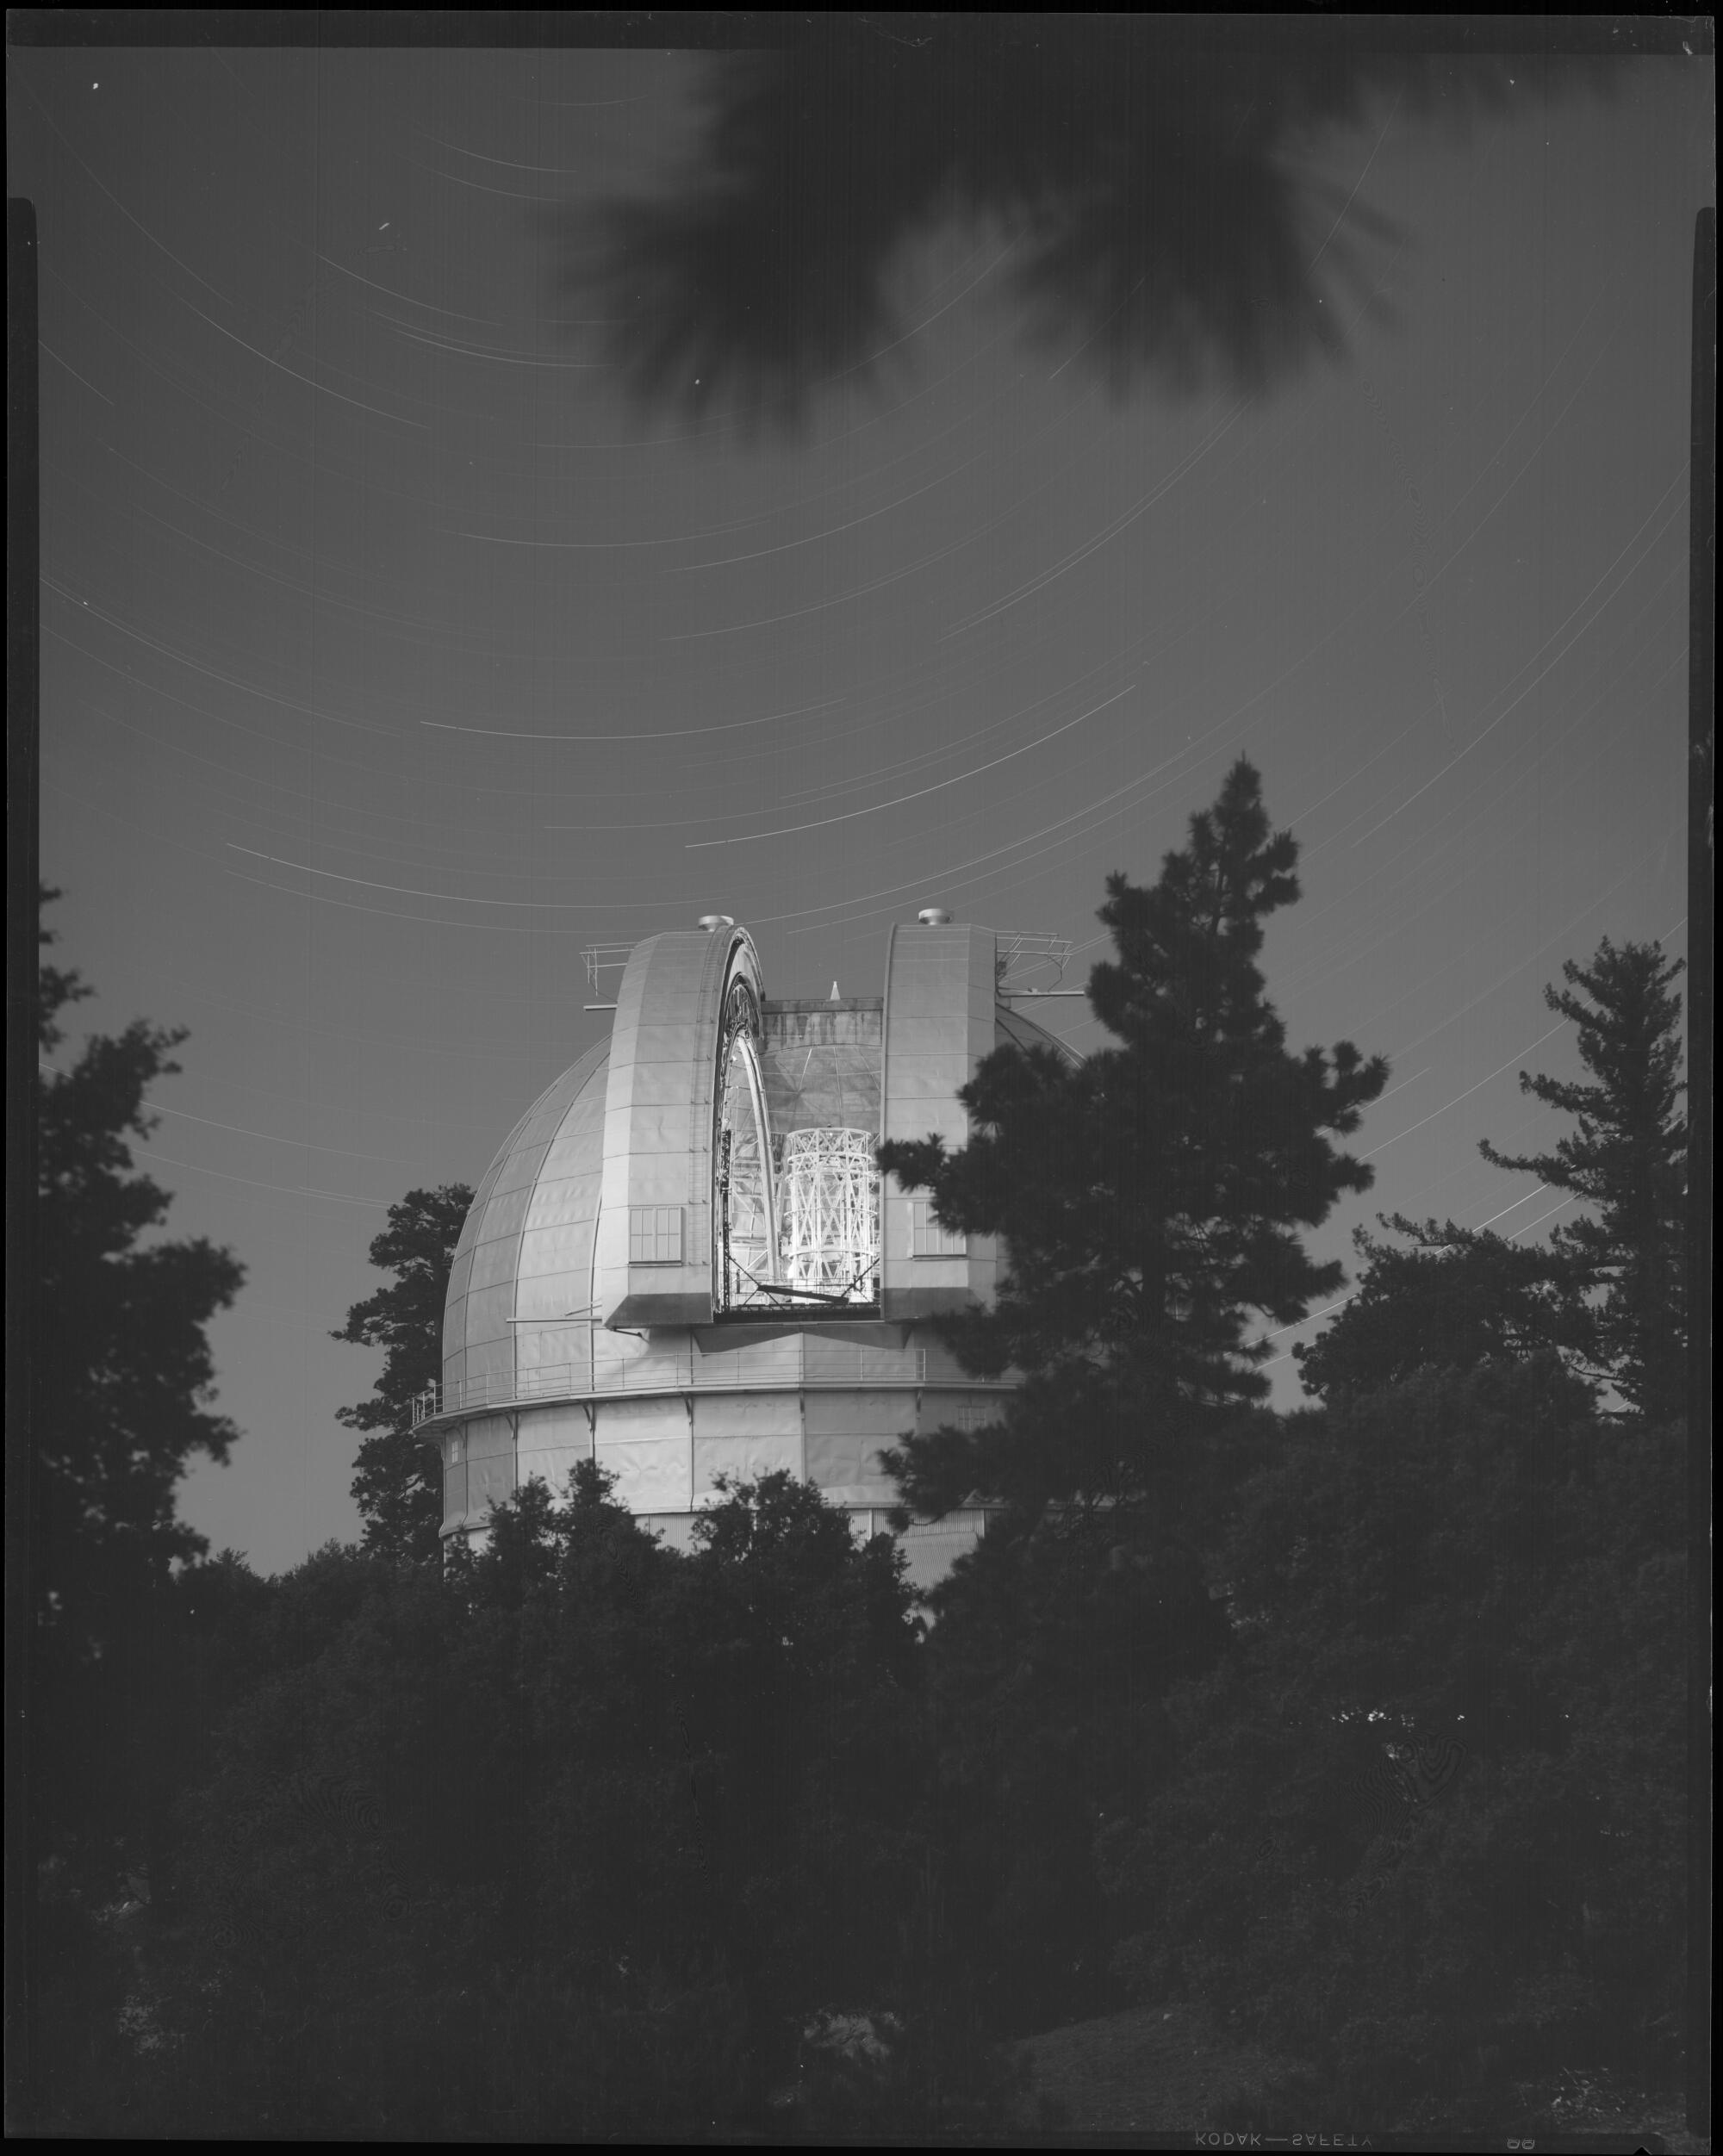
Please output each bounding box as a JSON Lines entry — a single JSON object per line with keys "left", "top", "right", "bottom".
{"left": 417, "top": 914, "right": 1077, "bottom": 1589}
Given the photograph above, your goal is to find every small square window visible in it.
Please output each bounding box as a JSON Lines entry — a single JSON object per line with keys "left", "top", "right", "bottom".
{"left": 911, "top": 1197, "right": 967, "bottom": 1258}
{"left": 629, "top": 1205, "right": 685, "bottom": 1264}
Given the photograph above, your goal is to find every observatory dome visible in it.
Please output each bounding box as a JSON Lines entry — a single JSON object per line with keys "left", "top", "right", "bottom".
{"left": 422, "top": 917, "right": 1078, "bottom": 1590}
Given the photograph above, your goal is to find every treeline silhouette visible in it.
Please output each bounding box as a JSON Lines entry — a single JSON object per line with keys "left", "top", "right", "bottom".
{"left": 21, "top": 766, "right": 1688, "bottom": 2137}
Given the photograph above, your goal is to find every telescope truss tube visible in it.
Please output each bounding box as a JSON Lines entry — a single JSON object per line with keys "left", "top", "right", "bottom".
{"left": 777, "top": 1128, "right": 881, "bottom": 1299}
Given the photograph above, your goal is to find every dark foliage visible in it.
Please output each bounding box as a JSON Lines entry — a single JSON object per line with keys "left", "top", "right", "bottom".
{"left": 33, "top": 896, "right": 246, "bottom": 1866}
{"left": 1100, "top": 1359, "right": 1685, "bottom": 2112}
{"left": 27, "top": 898, "right": 253, "bottom": 2131}
{"left": 915, "top": 1508, "right": 1234, "bottom": 2039}
{"left": 34, "top": 895, "right": 246, "bottom": 1659}
{"left": 1479, "top": 937, "right": 1687, "bottom": 1420}
{"left": 879, "top": 759, "right": 1388, "bottom": 1520}
{"left": 68, "top": 1471, "right": 957, "bottom": 2140}
{"left": 38, "top": 1377, "right": 1689, "bottom": 2134}
{"left": 1295, "top": 1211, "right": 1594, "bottom": 1405}
{"left": 553, "top": 22, "right": 1608, "bottom": 432}
{"left": 333, "top": 1182, "right": 472, "bottom": 1564}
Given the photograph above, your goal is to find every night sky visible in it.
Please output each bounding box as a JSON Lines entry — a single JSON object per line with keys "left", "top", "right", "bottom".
{"left": 14, "top": 32, "right": 1712, "bottom": 1574}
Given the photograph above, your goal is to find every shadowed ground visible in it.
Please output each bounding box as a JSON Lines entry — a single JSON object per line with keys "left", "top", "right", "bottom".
{"left": 1011, "top": 2002, "right": 1707, "bottom": 2146}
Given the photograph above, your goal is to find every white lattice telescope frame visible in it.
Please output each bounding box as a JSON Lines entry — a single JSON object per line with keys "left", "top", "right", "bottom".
{"left": 777, "top": 1128, "right": 880, "bottom": 1296}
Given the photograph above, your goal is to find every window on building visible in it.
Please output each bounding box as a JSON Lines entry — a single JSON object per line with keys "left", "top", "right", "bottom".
{"left": 911, "top": 1196, "right": 967, "bottom": 1258}
{"left": 629, "top": 1205, "right": 685, "bottom": 1264}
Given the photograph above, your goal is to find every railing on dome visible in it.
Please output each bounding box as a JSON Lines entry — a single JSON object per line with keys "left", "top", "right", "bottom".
{"left": 411, "top": 1341, "right": 1019, "bottom": 1427}
{"left": 580, "top": 943, "right": 635, "bottom": 1012}
{"left": 994, "top": 932, "right": 1073, "bottom": 992}
{"left": 581, "top": 945, "right": 635, "bottom": 991}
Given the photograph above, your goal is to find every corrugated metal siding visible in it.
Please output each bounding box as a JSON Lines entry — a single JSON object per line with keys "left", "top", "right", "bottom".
{"left": 594, "top": 1395, "right": 693, "bottom": 1511}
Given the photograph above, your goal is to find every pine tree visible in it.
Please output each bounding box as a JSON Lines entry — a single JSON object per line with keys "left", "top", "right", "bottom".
{"left": 878, "top": 759, "right": 1390, "bottom": 1520}
{"left": 1293, "top": 1211, "right": 1592, "bottom": 1405}
{"left": 1106, "top": 1359, "right": 1684, "bottom": 2106}
{"left": 333, "top": 1184, "right": 472, "bottom": 1564}
{"left": 32, "top": 889, "right": 246, "bottom": 1917}
{"left": 34, "top": 891, "right": 246, "bottom": 1661}
{"left": 1478, "top": 937, "right": 1686, "bottom": 1421}
{"left": 560, "top": 24, "right": 1602, "bottom": 433}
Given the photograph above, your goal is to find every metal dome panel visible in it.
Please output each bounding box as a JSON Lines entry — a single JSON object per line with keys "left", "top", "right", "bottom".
{"left": 443, "top": 1040, "right": 610, "bottom": 1406}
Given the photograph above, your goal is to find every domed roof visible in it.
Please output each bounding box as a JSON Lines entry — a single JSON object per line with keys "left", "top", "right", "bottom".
{"left": 441, "top": 964, "right": 1080, "bottom": 1400}
{"left": 442, "top": 1039, "right": 611, "bottom": 1406}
